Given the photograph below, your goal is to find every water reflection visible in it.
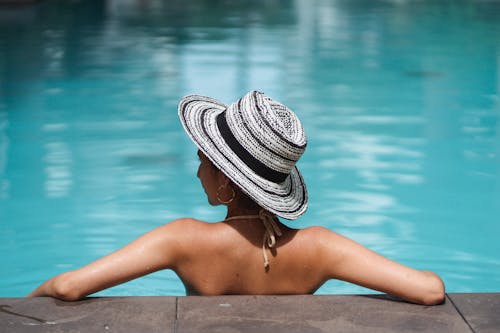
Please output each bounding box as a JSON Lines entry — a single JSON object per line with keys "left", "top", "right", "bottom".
{"left": 0, "top": 0, "right": 499, "bottom": 296}
{"left": 43, "top": 141, "right": 73, "bottom": 198}
{"left": 0, "top": 111, "right": 8, "bottom": 200}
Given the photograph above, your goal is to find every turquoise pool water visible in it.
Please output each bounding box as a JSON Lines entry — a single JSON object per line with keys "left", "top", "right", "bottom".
{"left": 0, "top": 0, "right": 499, "bottom": 297}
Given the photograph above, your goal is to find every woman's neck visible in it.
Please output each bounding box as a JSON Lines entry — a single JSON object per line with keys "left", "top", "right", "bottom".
{"left": 225, "top": 201, "right": 262, "bottom": 220}
{"left": 225, "top": 207, "right": 261, "bottom": 219}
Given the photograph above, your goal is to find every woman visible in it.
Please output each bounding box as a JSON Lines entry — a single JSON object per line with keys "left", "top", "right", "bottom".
{"left": 29, "top": 91, "right": 445, "bottom": 305}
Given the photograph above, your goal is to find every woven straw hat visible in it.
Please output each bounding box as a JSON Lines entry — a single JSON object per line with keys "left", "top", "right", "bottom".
{"left": 178, "top": 90, "right": 308, "bottom": 220}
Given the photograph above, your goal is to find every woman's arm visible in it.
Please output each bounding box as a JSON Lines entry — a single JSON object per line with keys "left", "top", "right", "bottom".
{"left": 28, "top": 219, "right": 188, "bottom": 301}
{"left": 315, "top": 227, "right": 445, "bottom": 305}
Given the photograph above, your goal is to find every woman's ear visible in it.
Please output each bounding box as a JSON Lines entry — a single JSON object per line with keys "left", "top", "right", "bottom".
{"left": 216, "top": 169, "right": 231, "bottom": 186}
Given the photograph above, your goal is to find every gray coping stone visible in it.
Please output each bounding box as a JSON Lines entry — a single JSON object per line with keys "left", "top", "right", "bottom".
{"left": 0, "top": 296, "right": 176, "bottom": 333}
{"left": 176, "top": 294, "right": 471, "bottom": 333}
{"left": 448, "top": 293, "right": 500, "bottom": 333}
{"left": 1, "top": 294, "right": 499, "bottom": 333}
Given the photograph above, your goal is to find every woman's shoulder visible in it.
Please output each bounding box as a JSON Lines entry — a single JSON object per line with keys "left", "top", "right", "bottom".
{"left": 293, "top": 225, "right": 332, "bottom": 239}
{"left": 277, "top": 225, "right": 333, "bottom": 254}
{"left": 288, "top": 225, "right": 341, "bottom": 255}
{"left": 162, "top": 217, "right": 230, "bottom": 238}
{"left": 154, "top": 218, "right": 227, "bottom": 257}
{"left": 161, "top": 217, "right": 222, "bottom": 235}
{"left": 167, "top": 217, "right": 212, "bottom": 226}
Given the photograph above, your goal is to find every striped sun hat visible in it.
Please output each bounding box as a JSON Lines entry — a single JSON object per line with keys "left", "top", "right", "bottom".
{"left": 178, "top": 90, "right": 308, "bottom": 220}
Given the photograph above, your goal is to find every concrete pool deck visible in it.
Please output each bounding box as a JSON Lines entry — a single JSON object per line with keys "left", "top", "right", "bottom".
{"left": 0, "top": 293, "right": 498, "bottom": 332}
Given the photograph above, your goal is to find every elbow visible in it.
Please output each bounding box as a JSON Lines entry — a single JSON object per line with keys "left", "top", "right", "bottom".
{"left": 420, "top": 272, "right": 446, "bottom": 305}
{"left": 52, "top": 272, "right": 85, "bottom": 301}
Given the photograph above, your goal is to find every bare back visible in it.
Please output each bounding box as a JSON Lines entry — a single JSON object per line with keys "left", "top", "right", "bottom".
{"left": 173, "top": 218, "right": 326, "bottom": 295}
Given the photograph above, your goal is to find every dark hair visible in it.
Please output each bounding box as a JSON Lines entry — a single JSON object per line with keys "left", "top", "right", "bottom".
{"left": 232, "top": 182, "right": 261, "bottom": 210}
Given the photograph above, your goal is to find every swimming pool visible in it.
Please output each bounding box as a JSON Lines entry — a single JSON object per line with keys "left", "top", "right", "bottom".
{"left": 0, "top": 0, "right": 499, "bottom": 297}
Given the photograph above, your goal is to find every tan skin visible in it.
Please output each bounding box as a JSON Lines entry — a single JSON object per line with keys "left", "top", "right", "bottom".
{"left": 29, "top": 150, "right": 445, "bottom": 305}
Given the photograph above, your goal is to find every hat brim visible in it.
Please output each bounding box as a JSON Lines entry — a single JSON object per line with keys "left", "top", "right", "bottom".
{"left": 179, "top": 94, "right": 308, "bottom": 220}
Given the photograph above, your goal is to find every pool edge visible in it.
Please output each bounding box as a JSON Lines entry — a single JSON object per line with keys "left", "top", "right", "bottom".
{"left": 1, "top": 293, "right": 498, "bottom": 332}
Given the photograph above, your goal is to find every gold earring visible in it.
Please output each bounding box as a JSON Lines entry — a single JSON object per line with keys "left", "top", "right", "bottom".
{"left": 217, "top": 184, "right": 235, "bottom": 204}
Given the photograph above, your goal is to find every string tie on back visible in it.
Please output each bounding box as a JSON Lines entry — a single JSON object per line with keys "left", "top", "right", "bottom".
{"left": 259, "top": 210, "right": 282, "bottom": 268}
{"left": 224, "top": 209, "right": 282, "bottom": 268}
